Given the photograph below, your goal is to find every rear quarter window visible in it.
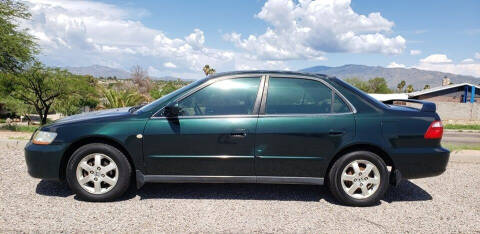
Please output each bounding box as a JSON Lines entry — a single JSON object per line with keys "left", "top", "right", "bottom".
{"left": 333, "top": 94, "right": 351, "bottom": 113}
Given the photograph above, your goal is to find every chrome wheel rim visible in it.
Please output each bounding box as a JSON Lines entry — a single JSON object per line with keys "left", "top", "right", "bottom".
{"left": 340, "top": 160, "right": 380, "bottom": 199}
{"left": 76, "top": 153, "right": 118, "bottom": 195}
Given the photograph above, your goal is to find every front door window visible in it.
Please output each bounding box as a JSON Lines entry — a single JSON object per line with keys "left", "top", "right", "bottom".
{"left": 178, "top": 78, "right": 261, "bottom": 116}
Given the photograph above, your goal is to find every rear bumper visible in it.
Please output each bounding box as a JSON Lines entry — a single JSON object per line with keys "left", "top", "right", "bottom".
{"left": 24, "top": 141, "right": 66, "bottom": 180}
{"left": 391, "top": 147, "right": 450, "bottom": 179}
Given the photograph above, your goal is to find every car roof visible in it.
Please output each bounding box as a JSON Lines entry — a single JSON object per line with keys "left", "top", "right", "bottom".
{"left": 204, "top": 70, "right": 333, "bottom": 80}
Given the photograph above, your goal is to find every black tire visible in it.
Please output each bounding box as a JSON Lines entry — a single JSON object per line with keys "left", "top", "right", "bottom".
{"left": 328, "top": 151, "right": 389, "bottom": 206}
{"left": 66, "top": 143, "right": 131, "bottom": 202}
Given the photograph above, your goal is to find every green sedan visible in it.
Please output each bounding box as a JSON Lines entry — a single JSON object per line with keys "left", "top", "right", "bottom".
{"left": 25, "top": 71, "right": 449, "bottom": 206}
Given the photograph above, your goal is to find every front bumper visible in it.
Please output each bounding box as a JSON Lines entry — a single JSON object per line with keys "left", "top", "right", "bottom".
{"left": 24, "top": 141, "right": 67, "bottom": 180}
{"left": 391, "top": 147, "right": 450, "bottom": 179}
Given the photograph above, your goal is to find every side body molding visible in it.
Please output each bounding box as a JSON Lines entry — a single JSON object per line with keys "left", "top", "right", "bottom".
{"left": 135, "top": 170, "right": 324, "bottom": 188}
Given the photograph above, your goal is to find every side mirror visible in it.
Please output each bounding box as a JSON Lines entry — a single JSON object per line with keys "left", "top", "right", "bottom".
{"left": 164, "top": 102, "right": 180, "bottom": 118}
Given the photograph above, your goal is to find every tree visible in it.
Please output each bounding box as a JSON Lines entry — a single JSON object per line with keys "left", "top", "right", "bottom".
{"left": 0, "top": 0, "right": 37, "bottom": 73}
{"left": 423, "top": 84, "right": 430, "bottom": 90}
{"left": 397, "top": 80, "right": 406, "bottom": 92}
{"left": 53, "top": 75, "right": 99, "bottom": 116}
{"left": 345, "top": 78, "right": 369, "bottom": 92}
{"left": 202, "top": 65, "right": 216, "bottom": 76}
{"left": 131, "top": 65, "right": 152, "bottom": 95}
{"left": 345, "top": 77, "right": 392, "bottom": 94}
{"left": 0, "top": 62, "right": 94, "bottom": 124}
{"left": 1, "top": 96, "right": 35, "bottom": 123}
{"left": 367, "top": 77, "right": 392, "bottom": 94}
{"left": 150, "top": 81, "right": 178, "bottom": 99}
{"left": 406, "top": 84, "right": 414, "bottom": 93}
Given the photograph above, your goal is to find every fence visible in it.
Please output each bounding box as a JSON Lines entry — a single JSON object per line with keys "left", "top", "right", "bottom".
{"left": 434, "top": 102, "right": 479, "bottom": 121}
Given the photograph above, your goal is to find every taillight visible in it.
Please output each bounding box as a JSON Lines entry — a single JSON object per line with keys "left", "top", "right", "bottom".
{"left": 424, "top": 120, "right": 443, "bottom": 139}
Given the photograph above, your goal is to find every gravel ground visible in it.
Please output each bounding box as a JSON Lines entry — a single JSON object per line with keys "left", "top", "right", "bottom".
{"left": 1, "top": 142, "right": 479, "bottom": 233}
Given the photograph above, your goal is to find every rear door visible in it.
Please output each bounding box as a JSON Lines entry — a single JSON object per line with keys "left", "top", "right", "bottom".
{"left": 255, "top": 76, "right": 355, "bottom": 178}
{"left": 143, "top": 76, "right": 264, "bottom": 176}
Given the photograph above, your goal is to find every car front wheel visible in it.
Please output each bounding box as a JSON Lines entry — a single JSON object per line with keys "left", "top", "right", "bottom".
{"left": 66, "top": 143, "right": 131, "bottom": 202}
{"left": 328, "top": 151, "right": 389, "bottom": 206}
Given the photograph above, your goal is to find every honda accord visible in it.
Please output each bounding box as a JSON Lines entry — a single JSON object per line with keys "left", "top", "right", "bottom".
{"left": 25, "top": 71, "right": 449, "bottom": 206}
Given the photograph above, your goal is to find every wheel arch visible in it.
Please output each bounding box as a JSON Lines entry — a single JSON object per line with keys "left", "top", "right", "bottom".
{"left": 325, "top": 143, "right": 394, "bottom": 179}
{"left": 59, "top": 136, "right": 136, "bottom": 180}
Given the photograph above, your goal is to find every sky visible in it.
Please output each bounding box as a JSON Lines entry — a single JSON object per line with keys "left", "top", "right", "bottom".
{"left": 22, "top": 0, "right": 480, "bottom": 79}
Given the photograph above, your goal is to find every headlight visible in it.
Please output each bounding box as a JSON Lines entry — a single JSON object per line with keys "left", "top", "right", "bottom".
{"left": 32, "top": 131, "right": 57, "bottom": 145}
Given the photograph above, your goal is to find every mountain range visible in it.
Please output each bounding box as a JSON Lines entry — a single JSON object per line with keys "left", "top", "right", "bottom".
{"left": 64, "top": 64, "right": 480, "bottom": 89}
{"left": 64, "top": 65, "right": 181, "bottom": 81}
{"left": 300, "top": 64, "right": 479, "bottom": 89}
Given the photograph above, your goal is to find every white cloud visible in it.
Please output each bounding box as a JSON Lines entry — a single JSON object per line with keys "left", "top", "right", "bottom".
{"left": 419, "top": 54, "right": 452, "bottom": 64}
{"left": 22, "top": 0, "right": 237, "bottom": 78}
{"left": 184, "top": 29, "right": 205, "bottom": 50}
{"left": 416, "top": 54, "right": 480, "bottom": 77}
{"left": 163, "top": 62, "right": 177, "bottom": 68}
{"left": 475, "top": 52, "right": 480, "bottom": 60}
{"left": 24, "top": 0, "right": 478, "bottom": 79}
{"left": 387, "top": 62, "right": 406, "bottom": 68}
{"left": 23, "top": 0, "right": 300, "bottom": 78}
{"left": 225, "top": 0, "right": 405, "bottom": 60}
{"left": 410, "top": 50, "right": 421, "bottom": 55}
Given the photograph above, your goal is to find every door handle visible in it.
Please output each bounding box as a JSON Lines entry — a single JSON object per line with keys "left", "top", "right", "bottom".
{"left": 230, "top": 129, "right": 247, "bottom": 137}
{"left": 329, "top": 130, "right": 345, "bottom": 136}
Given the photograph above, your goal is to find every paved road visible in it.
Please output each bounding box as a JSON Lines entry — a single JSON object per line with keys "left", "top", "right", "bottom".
{"left": 0, "top": 141, "right": 479, "bottom": 233}
{"left": 443, "top": 130, "right": 480, "bottom": 145}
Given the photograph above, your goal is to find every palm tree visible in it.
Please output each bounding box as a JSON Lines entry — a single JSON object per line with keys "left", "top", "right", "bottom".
{"left": 202, "top": 65, "right": 216, "bottom": 76}
{"left": 102, "top": 89, "right": 146, "bottom": 108}
{"left": 397, "top": 80, "right": 406, "bottom": 92}
{"left": 406, "top": 84, "right": 414, "bottom": 93}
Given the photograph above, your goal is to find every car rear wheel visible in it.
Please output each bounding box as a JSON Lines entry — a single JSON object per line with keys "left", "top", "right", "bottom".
{"left": 66, "top": 143, "right": 131, "bottom": 202}
{"left": 328, "top": 151, "right": 389, "bottom": 206}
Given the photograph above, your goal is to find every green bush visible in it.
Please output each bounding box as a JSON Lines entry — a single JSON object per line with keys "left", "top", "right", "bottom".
{"left": 442, "top": 143, "right": 480, "bottom": 151}
{"left": 0, "top": 124, "right": 38, "bottom": 132}
{"left": 444, "top": 124, "right": 480, "bottom": 130}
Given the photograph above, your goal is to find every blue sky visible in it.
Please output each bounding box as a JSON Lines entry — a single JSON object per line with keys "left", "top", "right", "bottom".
{"left": 23, "top": 0, "right": 480, "bottom": 78}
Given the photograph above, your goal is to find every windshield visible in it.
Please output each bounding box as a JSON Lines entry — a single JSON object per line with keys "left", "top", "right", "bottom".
{"left": 136, "top": 78, "right": 206, "bottom": 113}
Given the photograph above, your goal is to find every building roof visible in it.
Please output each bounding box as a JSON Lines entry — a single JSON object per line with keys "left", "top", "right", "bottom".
{"left": 408, "top": 83, "right": 480, "bottom": 97}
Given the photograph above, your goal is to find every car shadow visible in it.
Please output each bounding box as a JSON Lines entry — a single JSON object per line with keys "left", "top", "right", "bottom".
{"left": 383, "top": 180, "right": 433, "bottom": 203}
{"left": 35, "top": 179, "right": 432, "bottom": 205}
{"left": 35, "top": 180, "right": 74, "bottom": 197}
{"left": 135, "top": 183, "right": 329, "bottom": 202}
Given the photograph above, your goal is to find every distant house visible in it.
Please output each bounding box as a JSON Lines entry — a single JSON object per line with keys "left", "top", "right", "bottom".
{"left": 409, "top": 83, "right": 479, "bottom": 103}
{"left": 368, "top": 79, "right": 479, "bottom": 103}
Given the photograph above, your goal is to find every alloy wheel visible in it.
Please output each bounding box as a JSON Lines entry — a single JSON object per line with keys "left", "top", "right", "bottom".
{"left": 340, "top": 159, "right": 380, "bottom": 199}
{"left": 76, "top": 153, "right": 119, "bottom": 194}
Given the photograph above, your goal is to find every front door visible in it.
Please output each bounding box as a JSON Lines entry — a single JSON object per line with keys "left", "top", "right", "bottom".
{"left": 143, "top": 76, "right": 263, "bottom": 176}
{"left": 255, "top": 76, "right": 355, "bottom": 178}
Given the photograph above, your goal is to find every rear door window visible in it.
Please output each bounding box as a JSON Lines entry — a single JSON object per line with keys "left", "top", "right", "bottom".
{"left": 265, "top": 77, "right": 333, "bottom": 114}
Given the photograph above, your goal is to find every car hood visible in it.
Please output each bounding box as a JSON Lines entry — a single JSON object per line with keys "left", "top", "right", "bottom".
{"left": 52, "top": 107, "right": 132, "bottom": 125}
